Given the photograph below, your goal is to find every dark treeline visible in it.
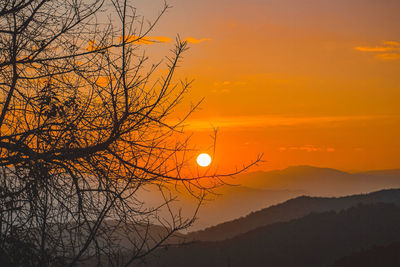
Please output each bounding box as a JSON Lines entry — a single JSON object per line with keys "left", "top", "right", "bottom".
{"left": 332, "top": 241, "right": 400, "bottom": 267}
{"left": 186, "top": 188, "right": 400, "bottom": 242}
{"left": 143, "top": 202, "right": 400, "bottom": 267}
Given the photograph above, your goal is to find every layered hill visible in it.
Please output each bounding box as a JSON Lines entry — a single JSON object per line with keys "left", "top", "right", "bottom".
{"left": 231, "top": 166, "right": 400, "bottom": 196}
{"left": 139, "top": 166, "right": 400, "bottom": 230}
{"left": 332, "top": 241, "right": 400, "bottom": 267}
{"left": 186, "top": 188, "right": 400, "bottom": 241}
{"left": 146, "top": 203, "right": 400, "bottom": 267}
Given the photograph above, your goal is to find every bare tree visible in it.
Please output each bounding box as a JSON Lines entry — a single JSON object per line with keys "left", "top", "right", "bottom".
{"left": 0, "top": 0, "right": 260, "bottom": 266}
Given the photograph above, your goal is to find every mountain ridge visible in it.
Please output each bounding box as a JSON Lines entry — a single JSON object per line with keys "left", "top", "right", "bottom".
{"left": 186, "top": 188, "right": 400, "bottom": 242}
{"left": 147, "top": 202, "right": 400, "bottom": 267}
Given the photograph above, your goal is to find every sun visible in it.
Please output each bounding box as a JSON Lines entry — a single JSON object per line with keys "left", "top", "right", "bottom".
{"left": 197, "top": 153, "right": 212, "bottom": 167}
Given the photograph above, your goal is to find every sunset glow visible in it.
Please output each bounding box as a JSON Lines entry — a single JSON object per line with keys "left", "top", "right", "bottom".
{"left": 142, "top": 0, "right": 400, "bottom": 172}
{"left": 197, "top": 153, "right": 212, "bottom": 167}
{"left": 3, "top": 1, "right": 400, "bottom": 265}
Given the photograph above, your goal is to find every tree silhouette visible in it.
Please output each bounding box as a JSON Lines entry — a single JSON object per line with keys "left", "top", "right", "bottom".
{"left": 0, "top": 0, "right": 260, "bottom": 266}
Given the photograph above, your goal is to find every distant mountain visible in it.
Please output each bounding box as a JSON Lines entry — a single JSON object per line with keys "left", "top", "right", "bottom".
{"left": 139, "top": 166, "right": 400, "bottom": 231}
{"left": 231, "top": 166, "right": 400, "bottom": 196}
{"left": 332, "top": 241, "right": 400, "bottom": 267}
{"left": 230, "top": 166, "right": 349, "bottom": 190}
{"left": 357, "top": 169, "right": 400, "bottom": 178}
{"left": 137, "top": 183, "right": 304, "bottom": 231}
{"left": 189, "top": 166, "right": 400, "bottom": 230}
{"left": 185, "top": 188, "right": 400, "bottom": 242}
{"left": 145, "top": 203, "right": 400, "bottom": 267}
{"left": 99, "top": 220, "right": 185, "bottom": 249}
{"left": 189, "top": 186, "right": 303, "bottom": 230}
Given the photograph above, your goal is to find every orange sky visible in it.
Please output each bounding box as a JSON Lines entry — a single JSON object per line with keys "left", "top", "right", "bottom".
{"left": 135, "top": 0, "right": 400, "bottom": 172}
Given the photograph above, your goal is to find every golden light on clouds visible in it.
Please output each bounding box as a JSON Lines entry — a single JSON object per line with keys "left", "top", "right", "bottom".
{"left": 113, "top": 36, "right": 212, "bottom": 45}
{"left": 383, "top": 41, "right": 400, "bottom": 46}
{"left": 119, "top": 35, "right": 172, "bottom": 44}
{"left": 180, "top": 115, "right": 390, "bottom": 131}
{"left": 184, "top": 37, "right": 212, "bottom": 44}
{"left": 87, "top": 40, "right": 104, "bottom": 51}
{"left": 376, "top": 53, "right": 400, "bottom": 61}
{"left": 152, "top": 0, "right": 400, "bottom": 171}
{"left": 279, "top": 145, "right": 336, "bottom": 153}
{"left": 355, "top": 41, "right": 400, "bottom": 60}
{"left": 354, "top": 46, "right": 398, "bottom": 52}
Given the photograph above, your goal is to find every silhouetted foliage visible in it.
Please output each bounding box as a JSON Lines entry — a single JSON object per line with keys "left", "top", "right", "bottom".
{"left": 0, "top": 0, "right": 260, "bottom": 266}
{"left": 332, "top": 241, "right": 400, "bottom": 267}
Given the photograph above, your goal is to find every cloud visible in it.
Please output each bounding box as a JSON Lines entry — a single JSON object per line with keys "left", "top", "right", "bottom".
{"left": 184, "top": 37, "right": 212, "bottom": 44}
{"left": 119, "top": 35, "right": 171, "bottom": 45}
{"left": 95, "top": 76, "right": 109, "bottom": 87}
{"left": 118, "top": 36, "right": 211, "bottom": 45}
{"left": 376, "top": 53, "right": 400, "bottom": 61}
{"left": 355, "top": 41, "right": 400, "bottom": 60}
{"left": 87, "top": 40, "right": 107, "bottom": 52}
{"left": 279, "top": 145, "right": 335, "bottom": 153}
{"left": 354, "top": 46, "right": 397, "bottom": 52}
{"left": 211, "top": 80, "right": 248, "bottom": 94}
{"left": 179, "top": 115, "right": 390, "bottom": 131}
{"left": 383, "top": 41, "right": 400, "bottom": 46}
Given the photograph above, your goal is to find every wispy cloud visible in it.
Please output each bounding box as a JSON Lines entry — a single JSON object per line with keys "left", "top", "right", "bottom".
{"left": 211, "top": 80, "right": 247, "bottom": 93}
{"left": 119, "top": 35, "right": 171, "bottom": 45}
{"left": 87, "top": 40, "right": 107, "bottom": 51}
{"left": 279, "top": 145, "right": 335, "bottom": 153}
{"left": 184, "top": 37, "right": 212, "bottom": 44}
{"left": 213, "top": 81, "right": 247, "bottom": 87}
{"left": 355, "top": 46, "right": 397, "bottom": 52}
{"left": 114, "top": 36, "right": 211, "bottom": 45}
{"left": 89, "top": 36, "right": 211, "bottom": 50}
{"left": 376, "top": 53, "right": 400, "bottom": 61}
{"left": 180, "top": 115, "right": 390, "bottom": 131}
{"left": 355, "top": 41, "right": 400, "bottom": 60}
{"left": 383, "top": 41, "right": 400, "bottom": 46}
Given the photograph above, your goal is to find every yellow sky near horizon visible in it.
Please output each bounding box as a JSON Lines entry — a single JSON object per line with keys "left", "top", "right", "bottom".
{"left": 134, "top": 0, "right": 400, "bottom": 172}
